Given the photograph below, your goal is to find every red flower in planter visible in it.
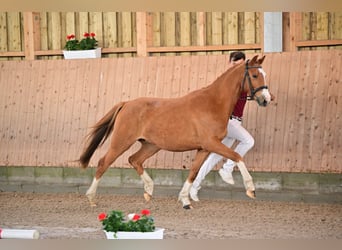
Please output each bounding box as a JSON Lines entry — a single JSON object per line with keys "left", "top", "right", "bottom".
{"left": 98, "top": 213, "right": 107, "bottom": 221}
{"left": 64, "top": 32, "right": 98, "bottom": 50}
{"left": 132, "top": 214, "right": 140, "bottom": 221}
{"left": 141, "top": 209, "right": 150, "bottom": 216}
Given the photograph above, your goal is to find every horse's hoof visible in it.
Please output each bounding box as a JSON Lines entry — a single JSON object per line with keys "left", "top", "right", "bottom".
{"left": 144, "top": 192, "right": 152, "bottom": 202}
{"left": 183, "top": 204, "right": 193, "bottom": 210}
{"left": 246, "top": 190, "right": 256, "bottom": 199}
{"left": 89, "top": 201, "right": 97, "bottom": 207}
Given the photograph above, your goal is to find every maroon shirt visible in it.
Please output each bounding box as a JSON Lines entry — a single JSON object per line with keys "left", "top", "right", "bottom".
{"left": 232, "top": 92, "right": 247, "bottom": 118}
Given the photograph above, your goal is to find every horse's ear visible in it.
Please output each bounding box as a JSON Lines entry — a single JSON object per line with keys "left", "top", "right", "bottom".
{"left": 249, "top": 55, "right": 258, "bottom": 65}
{"left": 257, "top": 55, "right": 266, "bottom": 65}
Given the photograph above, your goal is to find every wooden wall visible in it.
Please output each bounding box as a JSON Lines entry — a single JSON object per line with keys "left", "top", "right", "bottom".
{"left": 0, "top": 50, "right": 341, "bottom": 173}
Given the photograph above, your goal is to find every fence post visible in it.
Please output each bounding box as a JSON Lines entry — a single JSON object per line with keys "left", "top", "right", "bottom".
{"left": 289, "top": 12, "right": 302, "bottom": 51}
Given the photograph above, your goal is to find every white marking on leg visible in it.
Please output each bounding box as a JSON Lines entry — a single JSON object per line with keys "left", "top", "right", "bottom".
{"left": 236, "top": 161, "right": 255, "bottom": 191}
{"left": 178, "top": 180, "right": 192, "bottom": 207}
{"left": 140, "top": 170, "right": 154, "bottom": 196}
{"left": 86, "top": 177, "right": 100, "bottom": 206}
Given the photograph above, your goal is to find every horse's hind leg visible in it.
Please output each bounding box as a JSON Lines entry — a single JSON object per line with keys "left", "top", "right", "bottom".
{"left": 179, "top": 150, "right": 209, "bottom": 209}
{"left": 128, "top": 142, "right": 160, "bottom": 202}
{"left": 86, "top": 143, "right": 133, "bottom": 207}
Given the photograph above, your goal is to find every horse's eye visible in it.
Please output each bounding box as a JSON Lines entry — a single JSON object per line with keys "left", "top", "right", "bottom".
{"left": 252, "top": 74, "right": 258, "bottom": 79}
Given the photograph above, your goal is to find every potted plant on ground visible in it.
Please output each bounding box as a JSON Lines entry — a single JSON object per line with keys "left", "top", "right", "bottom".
{"left": 98, "top": 209, "right": 164, "bottom": 239}
{"left": 63, "top": 32, "right": 101, "bottom": 59}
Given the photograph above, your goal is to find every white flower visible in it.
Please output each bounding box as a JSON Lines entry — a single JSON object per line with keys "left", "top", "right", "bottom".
{"left": 127, "top": 213, "right": 136, "bottom": 221}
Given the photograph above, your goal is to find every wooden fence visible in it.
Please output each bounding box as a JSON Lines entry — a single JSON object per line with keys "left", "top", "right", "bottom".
{"left": 0, "top": 50, "right": 341, "bottom": 173}
{"left": 0, "top": 12, "right": 341, "bottom": 60}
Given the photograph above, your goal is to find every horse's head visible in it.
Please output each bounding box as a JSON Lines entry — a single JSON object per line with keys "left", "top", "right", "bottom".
{"left": 242, "top": 55, "right": 271, "bottom": 107}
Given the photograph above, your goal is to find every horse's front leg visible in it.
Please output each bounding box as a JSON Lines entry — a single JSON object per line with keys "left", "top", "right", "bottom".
{"left": 236, "top": 161, "right": 256, "bottom": 198}
{"left": 204, "top": 139, "right": 256, "bottom": 199}
{"left": 179, "top": 150, "right": 210, "bottom": 209}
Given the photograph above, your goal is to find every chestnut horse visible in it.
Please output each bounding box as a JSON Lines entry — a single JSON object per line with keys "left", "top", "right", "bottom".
{"left": 79, "top": 55, "right": 271, "bottom": 209}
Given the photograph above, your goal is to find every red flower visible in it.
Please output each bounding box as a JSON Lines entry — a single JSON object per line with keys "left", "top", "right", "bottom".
{"left": 90, "top": 32, "right": 96, "bottom": 37}
{"left": 132, "top": 214, "right": 140, "bottom": 221}
{"left": 141, "top": 209, "right": 150, "bottom": 216}
{"left": 98, "top": 213, "right": 107, "bottom": 221}
{"left": 84, "top": 32, "right": 90, "bottom": 38}
{"left": 66, "top": 34, "right": 75, "bottom": 40}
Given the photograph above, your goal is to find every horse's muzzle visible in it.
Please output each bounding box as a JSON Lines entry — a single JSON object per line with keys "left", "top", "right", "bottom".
{"left": 256, "top": 95, "right": 269, "bottom": 107}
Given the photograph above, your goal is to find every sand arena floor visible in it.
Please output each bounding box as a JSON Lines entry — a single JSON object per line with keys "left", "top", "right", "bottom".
{"left": 0, "top": 192, "right": 341, "bottom": 239}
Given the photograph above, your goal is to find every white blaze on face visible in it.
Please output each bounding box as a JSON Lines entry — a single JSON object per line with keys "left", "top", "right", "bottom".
{"left": 258, "top": 68, "right": 271, "bottom": 103}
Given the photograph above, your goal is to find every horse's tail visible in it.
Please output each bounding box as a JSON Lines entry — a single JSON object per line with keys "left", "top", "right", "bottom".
{"left": 79, "top": 102, "right": 126, "bottom": 168}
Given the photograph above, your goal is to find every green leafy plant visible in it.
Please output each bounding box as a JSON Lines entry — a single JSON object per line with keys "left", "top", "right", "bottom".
{"left": 64, "top": 32, "right": 98, "bottom": 50}
{"left": 98, "top": 209, "right": 155, "bottom": 237}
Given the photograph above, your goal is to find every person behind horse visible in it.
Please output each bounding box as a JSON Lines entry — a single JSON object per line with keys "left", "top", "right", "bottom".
{"left": 190, "top": 51, "right": 267, "bottom": 201}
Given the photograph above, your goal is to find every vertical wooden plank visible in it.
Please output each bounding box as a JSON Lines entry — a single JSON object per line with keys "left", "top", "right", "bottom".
{"left": 120, "top": 12, "right": 133, "bottom": 57}
{"left": 23, "top": 12, "right": 35, "bottom": 60}
{"left": 196, "top": 12, "right": 205, "bottom": 46}
{"left": 225, "top": 12, "right": 238, "bottom": 44}
{"left": 256, "top": 12, "right": 263, "bottom": 52}
{"left": 179, "top": 12, "right": 191, "bottom": 55}
{"left": 282, "top": 12, "right": 291, "bottom": 52}
{"left": 39, "top": 12, "right": 48, "bottom": 55}
{"left": 152, "top": 12, "right": 161, "bottom": 48}
{"left": 77, "top": 12, "right": 89, "bottom": 38}
{"left": 162, "top": 12, "right": 176, "bottom": 56}
{"left": 65, "top": 12, "right": 76, "bottom": 36}
{"left": 7, "top": 12, "right": 22, "bottom": 60}
{"left": 317, "top": 12, "right": 329, "bottom": 50}
{"left": 103, "top": 12, "right": 118, "bottom": 58}
{"left": 244, "top": 12, "right": 255, "bottom": 44}
{"left": 302, "top": 12, "right": 311, "bottom": 40}
{"left": 317, "top": 12, "right": 329, "bottom": 40}
{"left": 146, "top": 12, "right": 153, "bottom": 47}
{"left": 136, "top": 12, "right": 147, "bottom": 57}
{"left": 0, "top": 13, "right": 8, "bottom": 56}
{"left": 89, "top": 12, "right": 103, "bottom": 47}
{"left": 331, "top": 12, "right": 342, "bottom": 42}
{"left": 48, "top": 12, "right": 61, "bottom": 59}
{"left": 211, "top": 12, "right": 222, "bottom": 55}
